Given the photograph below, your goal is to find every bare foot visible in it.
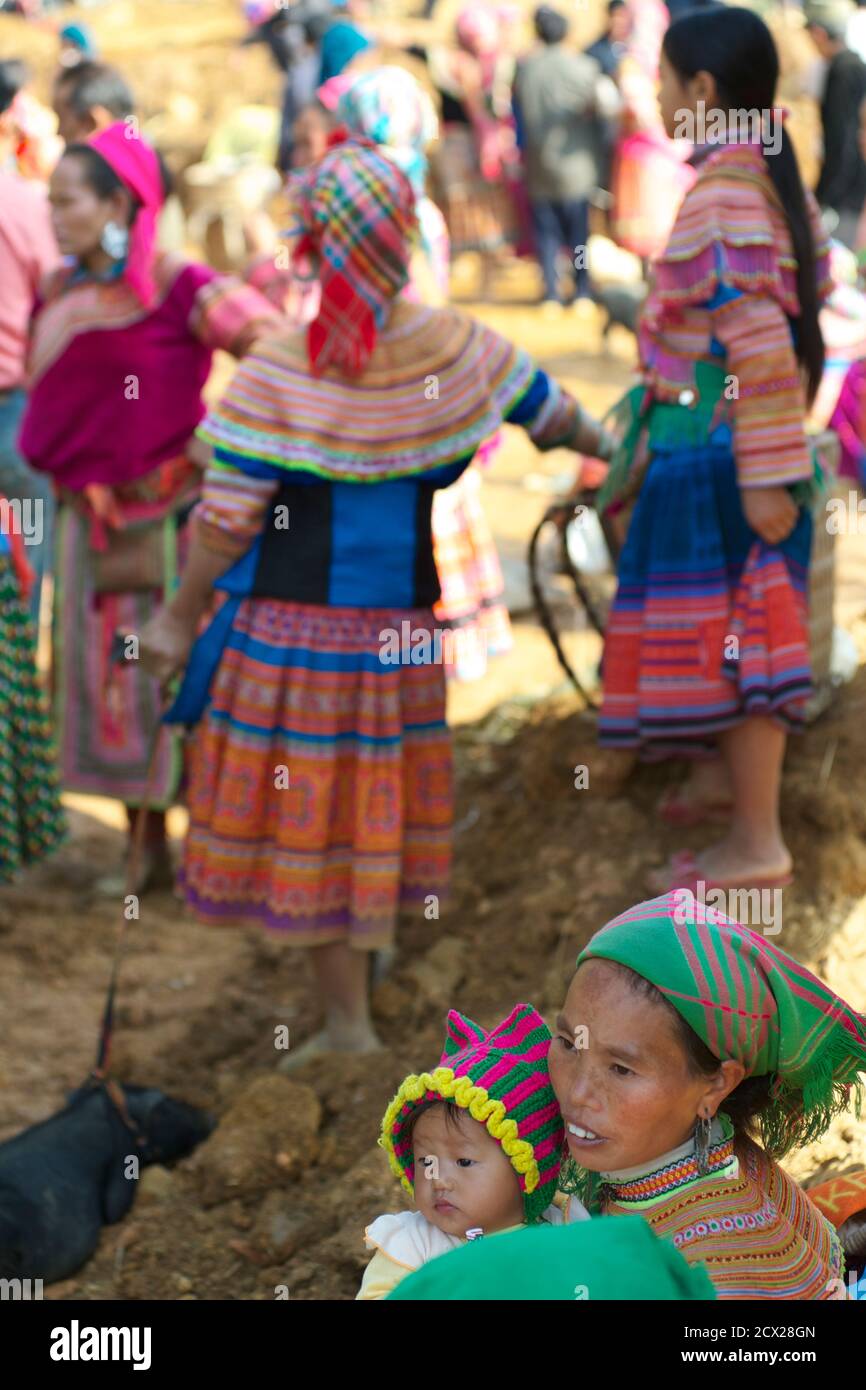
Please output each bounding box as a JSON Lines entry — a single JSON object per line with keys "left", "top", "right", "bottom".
{"left": 275, "top": 1022, "right": 385, "bottom": 1074}
{"left": 694, "top": 839, "right": 791, "bottom": 884}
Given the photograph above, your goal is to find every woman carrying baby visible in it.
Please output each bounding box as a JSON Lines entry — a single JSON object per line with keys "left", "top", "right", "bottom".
{"left": 550, "top": 891, "right": 866, "bottom": 1299}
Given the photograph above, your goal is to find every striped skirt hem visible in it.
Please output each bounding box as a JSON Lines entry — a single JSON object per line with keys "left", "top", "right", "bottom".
{"left": 181, "top": 597, "right": 453, "bottom": 946}
{"left": 599, "top": 441, "right": 813, "bottom": 754}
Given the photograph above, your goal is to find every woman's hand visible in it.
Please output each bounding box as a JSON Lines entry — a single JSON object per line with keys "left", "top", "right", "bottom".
{"left": 139, "top": 607, "right": 196, "bottom": 688}
{"left": 83, "top": 483, "right": 124, "bottom": 530}
{"left": 572, "top": 403, "right": 619, "bottom": 464}
{"left": 186, "top": 434, "right": 213, "bottom": 471}
{"left": 740, "top": 486, "right": 799, "bottom": 545}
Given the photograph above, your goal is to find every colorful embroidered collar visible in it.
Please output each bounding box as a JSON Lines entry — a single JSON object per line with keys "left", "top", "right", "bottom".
{"left": 601, "top": 1114, "right": 739, "bottom": 1209}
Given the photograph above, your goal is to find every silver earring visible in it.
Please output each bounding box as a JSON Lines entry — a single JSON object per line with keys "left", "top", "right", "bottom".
{"left": 100, "top": 220, "right": 129, "bottom": 260}
{"left": 694, "top": 1113, "right": 712, "bottom": 1176}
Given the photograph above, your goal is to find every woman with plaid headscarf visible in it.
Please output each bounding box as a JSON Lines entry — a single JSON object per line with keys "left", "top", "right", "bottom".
{"left": 139, "top": 138, "right": 614, "bottom": 1064}
{"left": 338, "top": 65, "right": 512, "bottom": 683}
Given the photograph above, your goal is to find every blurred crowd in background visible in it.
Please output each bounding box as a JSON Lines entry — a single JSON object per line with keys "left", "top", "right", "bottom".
{"left": 5, "top": 0, "right": 866, "bottom": 281}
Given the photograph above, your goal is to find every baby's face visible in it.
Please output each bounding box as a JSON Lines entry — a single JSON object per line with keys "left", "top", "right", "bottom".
{"left": 411, "top": 1105, "right": 525, "bottom": 1239}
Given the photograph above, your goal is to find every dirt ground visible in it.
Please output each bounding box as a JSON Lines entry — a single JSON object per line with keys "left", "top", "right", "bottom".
{"left": 4, "top": 627, "right": 866, "bottom": 1302}
{"left": 1, "top": 0, "right": 865, "bottom": 1303}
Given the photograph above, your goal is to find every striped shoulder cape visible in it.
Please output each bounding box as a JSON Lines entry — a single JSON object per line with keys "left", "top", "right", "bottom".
{"left": 650, "top": 143, "right": 833, "bottom": 314}
{"left": 637, "top": 143, "right": 833, "bottom": 406}
{"left": 197, "top": 300, "right": 536, "bottom": 483}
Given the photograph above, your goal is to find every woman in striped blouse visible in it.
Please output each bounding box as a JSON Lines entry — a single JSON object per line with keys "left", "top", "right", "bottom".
{"left": 139, "top": 138, "right": 613, "bottom": 1062}
{"left": 597, "top": 7, "right": 832, "bottom": 897}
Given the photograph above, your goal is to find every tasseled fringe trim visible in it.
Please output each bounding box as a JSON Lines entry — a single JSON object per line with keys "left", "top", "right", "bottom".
{"left": 637, "top": 235, "right": 806, "bottom": 398}
{"left": 652, "top": 237, "right": 801, "bottom": 318}
{"left": 558, "top": 1156, "right": 605, "bottom": 1214}
{"left": 761, "top": 1029, "right": 866, "bottom": 1158}
{"left": 651, "top": 142, "right": 833, "bottom": 311}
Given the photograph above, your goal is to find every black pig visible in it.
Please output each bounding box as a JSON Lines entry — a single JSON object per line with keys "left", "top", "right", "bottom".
{"left": 0, "top": 1082, "right": 213, "bottom": 1283}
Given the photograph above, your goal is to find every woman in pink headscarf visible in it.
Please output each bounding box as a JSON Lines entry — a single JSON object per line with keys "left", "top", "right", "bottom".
{"left": 19, "top": 123, "right": 280, "bottom": 893}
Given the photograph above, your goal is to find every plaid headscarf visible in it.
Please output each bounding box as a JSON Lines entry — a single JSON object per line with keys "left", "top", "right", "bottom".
{"left": 286, "top": 137, "right": 417, "bottom": 375}
{"left": 578, "top": 892, "right": 866, "bottom": 1155}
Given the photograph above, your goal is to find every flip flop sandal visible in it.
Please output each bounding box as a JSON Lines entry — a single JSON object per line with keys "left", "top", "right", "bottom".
{"left": 650, "top": 849, "right": 793, "bottom": 897}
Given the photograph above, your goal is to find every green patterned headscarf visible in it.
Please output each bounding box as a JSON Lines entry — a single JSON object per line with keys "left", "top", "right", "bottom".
{"left": 576, "top": 892, "right": 866, "bottom": 1156}
{"left": 387, "top": 1213, "right": 716, "bottom": 1301}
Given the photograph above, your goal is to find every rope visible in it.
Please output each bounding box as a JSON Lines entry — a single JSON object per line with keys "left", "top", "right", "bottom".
{"left": 92, "top": 716, "right": 165, "bottom": 1080}
{"left": 527, "top": 492, "right": 621, "bottom": 711}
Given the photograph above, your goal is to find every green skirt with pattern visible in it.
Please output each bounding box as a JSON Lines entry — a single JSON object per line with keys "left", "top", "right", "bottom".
{"left": 0, "top": 552, "right": 66, "bottom": 881}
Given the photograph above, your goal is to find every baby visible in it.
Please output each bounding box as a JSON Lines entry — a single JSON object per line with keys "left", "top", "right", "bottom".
{"left": 357, "top": 1002, "right": 588, "bottom": 1299}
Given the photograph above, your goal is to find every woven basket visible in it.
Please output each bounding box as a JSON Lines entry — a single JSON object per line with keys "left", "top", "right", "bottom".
{"left": 428, "top": 129, "right": 519, "bottom": 254}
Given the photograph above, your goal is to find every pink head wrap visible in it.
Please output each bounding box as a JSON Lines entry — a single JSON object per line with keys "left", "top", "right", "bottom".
{"left": 455, "top": 6, "right": 501, "bottom": 56}
{"left": 316, "top": 74, "right": 356, "bottom": 113}
{"left": 86, "top": 122, "right": 165, "bottom": 307}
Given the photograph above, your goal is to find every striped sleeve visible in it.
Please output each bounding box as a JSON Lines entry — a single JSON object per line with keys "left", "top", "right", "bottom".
{"left": 709, "top": 293, "right": 813, "bottom": 489}
{"left": 188, "top": 272, "right": 283, "bottom": 358}
{"left": 194, "top": 458, "right": 281, "bottom": 554}
{"left": 505, "top": 367, "right": 579, "bottom": 450}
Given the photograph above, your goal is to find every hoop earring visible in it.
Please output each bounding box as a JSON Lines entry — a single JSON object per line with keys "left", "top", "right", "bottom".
{"left": 100, "top": 220, "right": 129, "bottom": 260}
{"left": 694, "top": 1113, "right": 713, "bottom": 1176}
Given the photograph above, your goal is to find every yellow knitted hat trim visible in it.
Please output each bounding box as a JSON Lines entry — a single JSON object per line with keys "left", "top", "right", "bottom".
{"left": 379, "top": 1065, "right": 540, "bottom": 1198}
